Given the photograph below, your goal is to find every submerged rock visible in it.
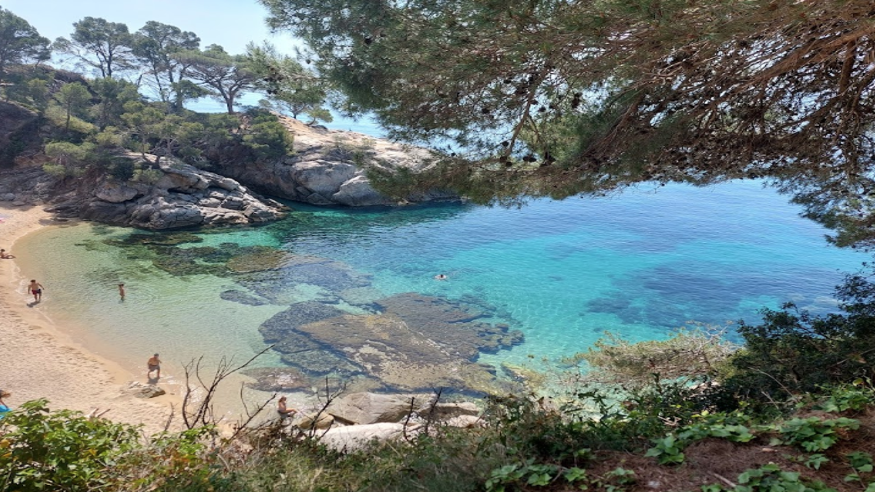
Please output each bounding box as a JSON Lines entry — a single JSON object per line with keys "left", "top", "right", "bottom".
{"left": 234, "top": 255, "right": 373, "bottom": 303}
{"left": 282, "top": 260, "right": 372, "bottom": 291}
{"left": 109, "top": 231, "right": 204, "bottom": 247}
{"left": 292, "top": 315, "right": 513, "bottom": 393}
{"left": 258, "top": 292, "right": 524, "bottom": 394}
{"left": 226, "top": 247, "right": 288, "bottom": 273}
{"left": 501, "top": 363, "right": 549, "bottom": 390}
{"left": 152, "top": 254, "right": 226, "bottom": 276}
{"left": 260, "top": 301, "right": 349, "bottom": 342}
{"left": 375, "top": 293, "right": 525, "bottom": 357}
{"left": 240, "top": 367, "right": 311, "bottom": 392}
{"left": 220, "top": 290, "right": 269, "bottom": 306}
{"left": 281, "top": 348, "right": 365, "bottom": 376}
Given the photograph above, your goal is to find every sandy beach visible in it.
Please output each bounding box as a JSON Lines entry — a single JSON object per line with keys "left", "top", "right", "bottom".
{"left": 0, "top": 204, "right": 177, "bottom": 434}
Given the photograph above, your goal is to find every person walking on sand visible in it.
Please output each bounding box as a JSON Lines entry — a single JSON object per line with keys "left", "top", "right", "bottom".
{"left": 277, "top": 396, "right": 297, "bottom": 420}
{"left": 147, "top": 353, "right": 161, "bottom": 379}
{"left": 28, "top": 279, "right": 44, "bottom": 302}
{"left": 118, "top": 283, "right": 125, "bottom": 301}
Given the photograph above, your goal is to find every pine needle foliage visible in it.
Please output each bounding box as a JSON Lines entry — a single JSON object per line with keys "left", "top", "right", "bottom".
{"left": 261, "top": 0, "right": 875, "bottom": 245}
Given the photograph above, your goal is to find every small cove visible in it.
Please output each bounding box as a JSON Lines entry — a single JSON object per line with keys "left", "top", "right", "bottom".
{"left": 13, "top": 180, "right": 871, "bottom": 404}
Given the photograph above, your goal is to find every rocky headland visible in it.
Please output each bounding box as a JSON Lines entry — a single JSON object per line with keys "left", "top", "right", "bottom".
{"left": 210, "top": 116, "right": 456, "bottom": 207}
{"left": 0, "top": 100, "right": 455, "bottom": 230}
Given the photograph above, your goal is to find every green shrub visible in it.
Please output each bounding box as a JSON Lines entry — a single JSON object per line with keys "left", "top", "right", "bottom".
{"left": 817, "top": 381, "right": 875, "bottom": 413}
{"left": 133, "top": 167, "right": 163, "bottom": 184}
{"left": 0, "top": 399, "right": 140, "bottom": 491}
{"left": 772, "top": 417, "right": 859, "bottom": 453}
{"left": 43, "top": 140, "right": 96, "bottom": 177}
{"left": 114, "top": 427, "right": 245, "bottom": 492}
{"left": 241, "top": 111, "right": 293, "bottom": 161}
{"left": 45, "top": 103, "right": 96, "bottom": 134}
{"left": 730, "top": 464, "right": 835, "bottom": 492}
{"left": 110, "top": 158, "right": 136, "bottom": 181}
{"left": 568, "top": 326, "right": 738, "bottom": 389}
{"left": 725, "top": 271, "right": 875, "bottom": 405}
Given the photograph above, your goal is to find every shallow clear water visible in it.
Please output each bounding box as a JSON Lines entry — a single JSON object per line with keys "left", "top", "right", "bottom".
{"left": 14, "top": 180, "right": 870, "bottom": 389}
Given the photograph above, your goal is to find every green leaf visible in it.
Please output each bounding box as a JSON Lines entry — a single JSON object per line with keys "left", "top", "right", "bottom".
{"left": 564, "top": 467, "right": 587, "bottom": 483}
{"left": 527, "top": 472, "right": 552, "bottom": 486}
{"left": 805, "top": 454, "right": 829, "bottom": 470}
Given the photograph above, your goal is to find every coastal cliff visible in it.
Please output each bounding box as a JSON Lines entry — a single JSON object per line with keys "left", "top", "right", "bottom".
{"left": 0, "top": 100, "right": 455, "bottom": 230}
{"left": 208, "top": 116, "right": 456, "bottom": 207}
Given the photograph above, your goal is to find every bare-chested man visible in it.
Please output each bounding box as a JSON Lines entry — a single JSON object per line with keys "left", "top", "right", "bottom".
{"left": 28, "top": 279, "right": 44, "bottom": 302}
{"left": 147, "top": 353, "right": 161, "bottom": 379}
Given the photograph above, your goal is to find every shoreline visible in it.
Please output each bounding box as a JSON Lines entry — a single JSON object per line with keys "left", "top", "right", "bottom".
{"left": 0, "top": 204, "right": 178, "bottom": 434}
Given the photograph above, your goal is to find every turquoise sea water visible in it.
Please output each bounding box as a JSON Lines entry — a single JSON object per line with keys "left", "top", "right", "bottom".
{"left": 14, "top": 180, "right": 871, "bottom": 393}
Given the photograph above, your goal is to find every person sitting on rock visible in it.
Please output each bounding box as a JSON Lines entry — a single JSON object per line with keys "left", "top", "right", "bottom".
{"left": 277, "top": 396, "right": 297, "bottom": 420}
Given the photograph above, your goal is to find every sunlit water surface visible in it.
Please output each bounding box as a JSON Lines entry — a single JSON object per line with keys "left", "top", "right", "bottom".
{"left": 14, "top": 181, "right": 870, "bottom": 405}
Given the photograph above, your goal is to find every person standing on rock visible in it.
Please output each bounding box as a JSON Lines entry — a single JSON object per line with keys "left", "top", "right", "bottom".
{"left": 28, "top": 279, "right": 44, "bottom": 303}
{"left": 147, "top": 353, "right": 161, "bottom": 379}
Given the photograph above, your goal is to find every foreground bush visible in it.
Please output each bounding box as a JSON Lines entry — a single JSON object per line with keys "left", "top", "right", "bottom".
{"left": 0, "top": 399, "right": 139, "bottom": 491}
{"left": 725, "top": 270, "right": 875, "bottom": 405}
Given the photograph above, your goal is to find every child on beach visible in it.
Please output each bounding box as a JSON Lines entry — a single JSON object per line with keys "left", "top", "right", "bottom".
{"left": 0, "top": 248, "right": 14, "bottom": 259}
{"left": 28, "top": 279, "right": 44, "bottom": 302}
{"left": 118, "top": 283, "right": 125, "bottom": 301}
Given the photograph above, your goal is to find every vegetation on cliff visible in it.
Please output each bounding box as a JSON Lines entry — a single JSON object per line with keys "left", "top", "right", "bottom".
{"left": 0, "top": 7, "right": 328, "bottom": 180}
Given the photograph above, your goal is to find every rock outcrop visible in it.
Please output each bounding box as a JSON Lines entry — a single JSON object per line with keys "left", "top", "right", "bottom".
{"left": 285, "top": 392, "right": 485, "bottom": 451}
{"left": 326, "top": 392, "right": 435, "bottom": 425}
{"left": 211, "top": 117, "right": 456, "bottom": 207}
{"left": 256, "top": 293, "right": 524, "bottom": 394}
{"left": 124, "top": 382, "right": 166, "bottom": 399}
{"left": 318, "top": 422, "right": 413, "bottom": 451}
{"left": 48, "top": 155, "right": 289, "bottom": 230}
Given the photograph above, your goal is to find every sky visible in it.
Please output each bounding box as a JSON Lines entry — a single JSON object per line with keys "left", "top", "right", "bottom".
{"left": 0, "top": 0, "right": 301, "bottom": 55}
{"left": 1, "top": 0, "right": 385, "bottom": 135}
